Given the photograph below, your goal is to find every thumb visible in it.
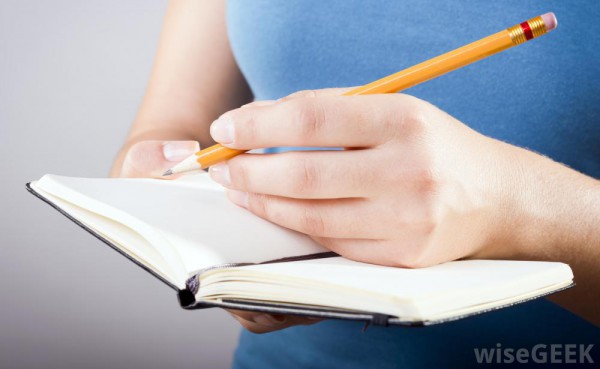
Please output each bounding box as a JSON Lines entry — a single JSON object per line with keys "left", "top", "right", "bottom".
{"left": 120, "top": 140, "right": 200, "bottom": 178}
{"left": 239, "top": 88, "right": 358, "bottom": 109}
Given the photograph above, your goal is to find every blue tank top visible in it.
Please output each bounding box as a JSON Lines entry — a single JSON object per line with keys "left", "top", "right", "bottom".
{"left": 227, "top": 1, "right": 600, "bottom": 367}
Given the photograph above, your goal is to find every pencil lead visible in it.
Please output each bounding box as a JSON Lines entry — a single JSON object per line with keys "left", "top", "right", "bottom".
{"left": 162, "top": 169, "right": 173, "bottom": 176}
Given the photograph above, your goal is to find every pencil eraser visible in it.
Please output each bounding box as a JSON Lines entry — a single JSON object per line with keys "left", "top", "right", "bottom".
{"left": 541, "top": 12, "right": 557, "bottom": 32}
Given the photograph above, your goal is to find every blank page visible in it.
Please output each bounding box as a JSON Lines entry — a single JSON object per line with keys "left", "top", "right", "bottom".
{"left": 207, "top": 257, "right": 573, "bottom": 319}
{"left": 33, "top": 174, "right": 325, "bottom": 279}
{"left": 32, "top": 182, "right": 182, "bottom": 286}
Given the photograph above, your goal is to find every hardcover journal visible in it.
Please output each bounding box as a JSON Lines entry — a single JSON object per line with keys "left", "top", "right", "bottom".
{"left": 27, "top": 174, "right": 574, "bottom": 326}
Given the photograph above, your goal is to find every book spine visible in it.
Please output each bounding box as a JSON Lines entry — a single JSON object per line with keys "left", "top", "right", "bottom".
{"left": 185, "top": 251, "right": 338, "bottom": 295}
{"left": 180, "top": 252, "right": 339, "bottom": 307}
{"left": 180, "top": 262, "right": 253, "bottom": 308}
{"left": 186, "top": 262, "right": 253, "bottom": 295}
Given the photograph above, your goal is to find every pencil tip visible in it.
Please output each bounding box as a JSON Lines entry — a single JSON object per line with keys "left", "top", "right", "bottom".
{"left": 162, "top": 169, "right": 173, "bottom": 176}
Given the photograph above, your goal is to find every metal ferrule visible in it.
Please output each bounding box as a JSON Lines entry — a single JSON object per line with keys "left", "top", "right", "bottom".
{"left": 507, "top": 16, "right": 547, "bottom": 45}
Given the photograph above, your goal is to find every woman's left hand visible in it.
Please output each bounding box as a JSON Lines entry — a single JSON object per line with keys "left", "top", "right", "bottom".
{"left": 209, "top": 88, "right": 530, "bottom": 268}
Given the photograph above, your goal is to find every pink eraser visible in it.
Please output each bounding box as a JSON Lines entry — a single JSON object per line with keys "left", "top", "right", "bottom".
{"left": 541, "top": 12, "right": 557, "bottom": 32}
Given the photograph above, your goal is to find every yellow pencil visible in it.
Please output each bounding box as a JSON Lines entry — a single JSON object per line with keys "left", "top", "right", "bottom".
{"left": 165, "top": 12, "right": 557, "bottom": 176}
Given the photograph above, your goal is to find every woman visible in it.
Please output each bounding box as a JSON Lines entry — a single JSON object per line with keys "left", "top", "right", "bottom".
{"left": 111, "top": 1, "right": 599, "bottom": 367}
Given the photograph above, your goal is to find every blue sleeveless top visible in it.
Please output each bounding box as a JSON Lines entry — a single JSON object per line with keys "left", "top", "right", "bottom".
{"left": 227, "top": 1, "right": 600, "bottom": 367}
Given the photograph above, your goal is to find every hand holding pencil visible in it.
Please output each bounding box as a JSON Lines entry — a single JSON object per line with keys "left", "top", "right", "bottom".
{"left": 154, "top": 12, "right": 562, "bottom": 332}
{"left": 164, "top": 13, "right": 557, "bottom": 176}
{"left": 176, "top": 11, "right": 567, "bottom": 269}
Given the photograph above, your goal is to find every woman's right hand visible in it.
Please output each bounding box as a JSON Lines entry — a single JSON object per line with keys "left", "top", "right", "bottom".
{"left": 111, "top": 140, "right": 200, "bottom": 178}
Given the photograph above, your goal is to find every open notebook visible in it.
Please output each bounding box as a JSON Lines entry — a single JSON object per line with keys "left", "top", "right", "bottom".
{"left": 27, "top": 174, "right": 574, "bottom": 326}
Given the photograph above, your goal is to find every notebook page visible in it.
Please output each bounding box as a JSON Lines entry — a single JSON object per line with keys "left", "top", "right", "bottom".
{"left": 30, "top": 183, "right": 180, "bottom": 286}
{"left": 35, "top": 174, "right": 325, "bottom": 276}
{"left": 225, "top": 257, "right": 573, "bottom": 317}
{"left": 32, "top": 177, "right": 189, "bottom": 286}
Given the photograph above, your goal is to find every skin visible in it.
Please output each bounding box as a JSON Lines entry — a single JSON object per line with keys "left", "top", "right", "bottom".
{"left": 110, "top": 0, "right": 252, "bottom": 177}
{"left": 112, "top": 0, "right": 600, "bottom": 333}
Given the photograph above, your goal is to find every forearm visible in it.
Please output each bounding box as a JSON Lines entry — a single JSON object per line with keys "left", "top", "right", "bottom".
{"left": 113, "top": 0, "right": 252, "bottom": 175}
{"left": 501, "top": 145, "right": 600, "bottom": 325}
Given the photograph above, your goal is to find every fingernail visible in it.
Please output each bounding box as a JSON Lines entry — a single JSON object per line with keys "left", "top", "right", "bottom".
{"left": 253, "top": 314, "right": 286, "bottom": 326}
{"left": 210, "top": 116, "right": 235, "bottom": 144}
{"left": 227, "top": 190, "right": 248, "bottom": 208}
{"left": 209, "top": 163, "right": 231, "bottom": 187}
{"left": 162, "top": 141, "right": 197, "bottom": 162}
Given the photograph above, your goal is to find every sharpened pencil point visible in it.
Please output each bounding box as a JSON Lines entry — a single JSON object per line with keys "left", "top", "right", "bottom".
{"left": 162, "top": 169, "right": 173, "bottom": 176}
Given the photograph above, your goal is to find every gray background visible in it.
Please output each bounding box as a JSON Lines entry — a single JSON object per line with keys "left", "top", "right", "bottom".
{"left": 0, "top": 1, "right": 240, "bottom": 368}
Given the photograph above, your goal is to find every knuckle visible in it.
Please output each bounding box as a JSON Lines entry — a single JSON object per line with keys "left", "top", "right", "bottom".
{"left": 298, "top": 205, "right": 327, "bottom": 236}
{"left": 379, "top": 114, "right": 400, "bottom": 140}
{"left": 415, "top": 166, "right": 442, "bottom": 195}
{"left": 393, "top": 255, "right": 429, "bottom": 269}
{"left": 385, "top": 154, "right": 441, "bottom": 195}
{"left": 248, "top": 193, "right": 270, "bottom": 217}
{"left": 289, "top": 156, "right": 321, "bottom": 195}
{"left": 388, "top": 241, "right": 432, "bottom": 269}
{"left": 313, "top": 236, "right": 343, "bottom": 253}
{"left": 291, "top": 99, "right": 326, "bottom": 141}
{"left": 248, "top": 194, "right": 293, "bottom": 230}
{"left": 248, "top": 194, "right": 290, "bottom": 230}
{"left": 228, "top": 159, "right": 250, "bottom": 190}
{"left": 288, "top": 89, "right": 317, "bottom": 99}
{"left": 389, "top": 213, "right": 441, "bottom": 269}
{"left": 421, "top": 208, "right": 439, "bottom": 234}
{"left": 243, "top": 115, "right": 260, "bottom": 145}
{"left": 389, "top": 95, "right": 430, "bottom": 137}
{"left": 408, "top": 194, "right": 441, "bottom": 235}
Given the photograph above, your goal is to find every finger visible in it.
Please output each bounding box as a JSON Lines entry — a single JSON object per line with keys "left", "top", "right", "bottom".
{"left": 240, "top": 100, "right": 277, "bottom": 109}
{"left": 121, "top": 140, "right": 199, "bottom": 178}
{"left": 210, "top": 93, "right": 417, "bottom": 149}
{"left": 226, "top": 191, "right": 384, "bottom": 238}
{"left": 227, "top": 310, "right": 320, "bottom": 334}
{"left": 238, "top": 88, "right": 354, "bottom": 110}
{"left": 234, "top": 316, "right": 318, "bottom": 334}
{"left": 227, "top": 309, "right": 287, "bottom": 326}
{"left": 310, "top": 234, "right": 433, "bottom": 268}
{"left": 278, "top": 87, "right": 355, "bottom": 101}
{"left": 230, "top": 313, "right": 286, "bottom": 334}
{"left": 209, "top": 150, "right": 380, "bottom": 199}
{"left": 310, "top": 237, "right": 393, "bottom": 265}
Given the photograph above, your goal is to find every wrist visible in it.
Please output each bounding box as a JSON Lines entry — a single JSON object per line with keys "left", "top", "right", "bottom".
{"left": 491, "top": 144, "right": 599, "bottom": 262}
{"left": 505, "top": 150, "right": 600, "bottom": 326}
